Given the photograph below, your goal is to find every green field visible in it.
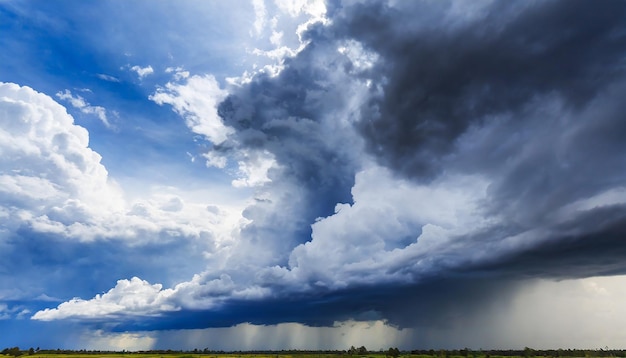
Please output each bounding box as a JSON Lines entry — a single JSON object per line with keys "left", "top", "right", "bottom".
{"left": 0, "top": 355, "right": 486, "bottom": 358}
{"left": 3, "top": 348, "right": 626, "bottom": 358}
{"left": 2, "top": 353, "right": 625, "bottom": 358}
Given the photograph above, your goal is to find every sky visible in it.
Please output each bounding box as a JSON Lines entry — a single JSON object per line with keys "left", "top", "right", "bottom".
{"left": 2, "top": 0, "right": 626, "bottom": 351}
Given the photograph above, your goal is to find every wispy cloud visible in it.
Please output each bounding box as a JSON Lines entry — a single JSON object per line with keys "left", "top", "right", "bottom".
{"left": 55, "top": 89, "right": 111, "bottom": 128}
{"left": 96, "top": 73, "right": 120, "bottom": 82}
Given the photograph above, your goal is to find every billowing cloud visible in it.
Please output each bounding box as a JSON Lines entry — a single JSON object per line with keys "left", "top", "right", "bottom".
{"left": 1, "top": 82, "right": 243, "bottom": 244}
{"left": 0, "top": 83, "right": 123, "bottom": 225}
{"left": 241, "top": 0, "right": 329, "bottom": 78}
{"left": 0, "top": 81, "right": 249, "bottom": 314}
{"left": 32, "top": 277, "right": 177, "bottom": 321}
{"left": 24, "top": 0, "right": 626, "bottom": 349}
{"left": 150, "top": 75, "right": 232, "bottom": 145}
{"left": 337, "top": 0, "right": 626, "bottom": 180}
{"left": 33, "top": 275, "right": 626, "bottom": 350}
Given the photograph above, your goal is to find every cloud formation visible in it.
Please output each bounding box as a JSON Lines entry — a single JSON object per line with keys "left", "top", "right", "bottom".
{"left": 96, "top": 74, "right": 120, "bottom": 83}
{"left": 32, "top": 277, "right": 177, "bottom": 321}
{"left": 334, "top": 0, "right": 626, "bottom": 179}
{"left": 130, "top": 65, "right": 155, "bottom": 79}
{"left": 150, "top": 75, "right": 232, "bottom": 145}
{"left": 0, "top": 82, "right": 251, "bottom": 313}
{"left": 0, "top": 83, "right": 122, "bottom": 226}
{"left": 1, "top": 82, "right": 244, "bottom": 243}
{"left": 26, "top": 0, "right": 626, "bottom": 348}
{"left": 55, "top": 89, "right": 112, "bottom": 127}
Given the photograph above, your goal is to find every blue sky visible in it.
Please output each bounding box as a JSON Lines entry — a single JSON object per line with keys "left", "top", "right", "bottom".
{"left": 3, "top": 0, "right": 626, "bottom": 351}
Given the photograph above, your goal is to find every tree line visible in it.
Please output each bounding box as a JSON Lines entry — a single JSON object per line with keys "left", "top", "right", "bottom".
{"left": 3, "top": 346, "right": 626, "bottom": 357}
{"left": 408, "top": 348, "right": 626, "bottom": 358}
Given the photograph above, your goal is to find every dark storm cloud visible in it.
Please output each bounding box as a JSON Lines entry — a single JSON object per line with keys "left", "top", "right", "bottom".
{"left": 202, "top": 0, "right": 626, "bottom": 331}
{"left": 323, "top": 0, "right": 626, "bottom": 281}
{"left": 473, "top": 204, "right": 626, "bottom": 279}
{"left": 124, "top": 204, "right": 626, "bottom": 332}
{"left": 112, "top": 276, "right": 518, "bottom": 332}
{"left": 214, "top": 33, "right": 363, "bottom": 266}
{"left": 30, "top": 0, "right": 626, "bottom": 339}
{"left": 217, "top": 48, "right": 356, "bottom": 193}
{"left": 333, "top": 0, "right": 626, "bottom": 179}
{"left": 148, "top": 0, "right": 626, "bottom": 330}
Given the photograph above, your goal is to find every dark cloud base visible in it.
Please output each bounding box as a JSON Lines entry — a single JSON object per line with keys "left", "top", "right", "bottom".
{"left": 111, "top": 202, "right": 626, "bottom": 332}
{"left": 111, "top": 276, "right": 520, "bottom": 332}
{"left": 478, "top": 205, "right": 626, "bottom": 279}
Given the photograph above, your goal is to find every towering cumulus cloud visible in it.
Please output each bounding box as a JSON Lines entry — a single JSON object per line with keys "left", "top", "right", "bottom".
{"left": 0, "top": 82, "right": 123, "bottom": 235}
{"left": 213, "top": 34, "right": 368, "bottom": 270}
{"left": 32, "top": 0, "right": 626, "bottom": 345}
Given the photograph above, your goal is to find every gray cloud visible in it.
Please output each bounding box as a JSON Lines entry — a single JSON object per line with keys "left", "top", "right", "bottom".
{"left": 214, "top": 35, "right": 368, "bottom": 269}
{"left": 335, "top": 0, "right": 626, "bottom": 179}
{"left": 211, "top": 0, "right": 626, "bottom": 330}
{"left": 30, "top": 0, "right": 626, "bottom": 347}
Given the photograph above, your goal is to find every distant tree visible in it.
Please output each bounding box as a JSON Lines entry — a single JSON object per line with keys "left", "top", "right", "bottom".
{"left": 349, "top": 346, "right": 357, "bottom": 355}
{"left": 387, "top": 348, "right": 400, "bottom": 358}
{"left": 28, "top": 348, "right": 34, "bottom": 356}
{"left": 357, "top": 346, "right": 368, "bottom": 355}
{"left": 2, "top": 347, "right": 23, "bottom": 357}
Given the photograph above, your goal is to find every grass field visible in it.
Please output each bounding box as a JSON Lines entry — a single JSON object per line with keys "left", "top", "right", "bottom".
{"left": 3, "top": 350, "right": 625, "bottom": 358}
{"left": 1, "top": 354, "right": 621, "bottom": 358}
{"left": 2, "top": 355, "right": 481, "bottom": 358}
{"left": 3, "top": 354, "right": 459, "bottom": 358}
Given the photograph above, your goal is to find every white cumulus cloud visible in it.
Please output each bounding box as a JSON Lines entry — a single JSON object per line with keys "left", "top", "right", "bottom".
{"left": 130, "top": 65, "right": 154, "bottom": 79}
{"left": 150, "top": 75, "right": 233, "bottom": 145}
{"left": 0, "top": 82, "right": 245, "bottom": 244}
{"left": 32, "top": 272, "right": 256, "bottom": 321}
{"left": 1, "top": 83, "right": 123, "bottom": 221}
{"left": 32, "top": 277, "right": 177, "bottom": 320}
